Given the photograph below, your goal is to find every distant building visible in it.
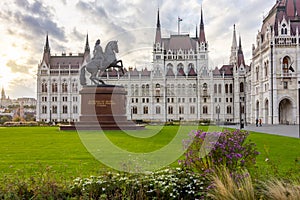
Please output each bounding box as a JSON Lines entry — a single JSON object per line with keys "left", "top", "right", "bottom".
{"left": 0, "top": 87, "right": 12, "bottom": 108}
{"left": 36, "top": 1, "right": 300, "bottom": 125}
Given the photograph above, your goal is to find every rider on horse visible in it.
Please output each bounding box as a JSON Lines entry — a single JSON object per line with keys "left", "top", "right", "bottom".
{"left": 92, "top": 39, "right": 104, "bottom": 65}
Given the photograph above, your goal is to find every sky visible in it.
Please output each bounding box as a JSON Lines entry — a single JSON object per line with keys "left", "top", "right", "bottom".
{"left": 0, "top": 0, "right": 275, "bottom": 99}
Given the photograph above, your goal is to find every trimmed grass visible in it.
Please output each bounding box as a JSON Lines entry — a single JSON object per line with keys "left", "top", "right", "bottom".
{"left": 247, "top": 131, "right": 300, "bottom": 178}
{"left": 0, "top": 126, "right": 299, "bottom": 180}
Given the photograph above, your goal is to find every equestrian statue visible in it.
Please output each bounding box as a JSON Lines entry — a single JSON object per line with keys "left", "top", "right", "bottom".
{"left": 80, "top": 39, "right": 124, "bottom": 85}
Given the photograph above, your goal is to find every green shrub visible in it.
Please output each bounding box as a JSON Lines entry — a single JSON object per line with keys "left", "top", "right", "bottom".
{"left": 70, "top": 168, "right": 207, "bottom": 199}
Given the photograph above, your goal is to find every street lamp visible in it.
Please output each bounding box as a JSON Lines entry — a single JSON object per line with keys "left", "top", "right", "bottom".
{"left": 240, "top": 101, "right": 244, "bottom": 129}
{"left": 216, "top": 104, "right": 220, "bottom": 126}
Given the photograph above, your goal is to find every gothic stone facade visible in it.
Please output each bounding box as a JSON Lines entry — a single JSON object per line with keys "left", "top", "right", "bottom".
{"left": 36, "top": 0, "right": 300, "bottom": 125}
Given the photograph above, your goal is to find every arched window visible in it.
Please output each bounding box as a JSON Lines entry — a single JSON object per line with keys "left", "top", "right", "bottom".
{"left": 218, "top": 84, "right": 222, "bottom": 93}
{"left": 52, "top": 81, "right": 58, "bottom": 93}
{"left": 167, "top": 63, "right": 173, "bottom": 70}
{"left": 282, "top": 56, "right": 290, "bottom": 74}
{"left": 62, "top": 82, "right": 68, "bottom": 93}
{"left": 146, "top": 84, "right": 149, "bottom": 95}
{"left": 281, "top": 23, "right": 287, "bottom": 35}
{"left": 42, "top": 81, "right": 47, "bottom": 93}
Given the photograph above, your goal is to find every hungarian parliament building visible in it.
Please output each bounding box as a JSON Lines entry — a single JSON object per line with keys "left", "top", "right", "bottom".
{"left": 37, "top": 1, "right": 300, "bottom": 125}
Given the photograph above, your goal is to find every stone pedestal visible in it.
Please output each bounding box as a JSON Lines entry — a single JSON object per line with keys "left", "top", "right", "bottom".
{"left": 60, "top": 85, "right": 143, "bottom": 130}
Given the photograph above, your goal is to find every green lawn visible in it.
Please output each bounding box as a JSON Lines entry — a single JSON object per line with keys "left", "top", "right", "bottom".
{"left": 0, "top": 126, "right": 299, "bottom": 180}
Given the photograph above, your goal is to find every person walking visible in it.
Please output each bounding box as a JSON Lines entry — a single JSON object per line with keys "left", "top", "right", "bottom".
{"left": 259, "top": 118, "right": 262, "bottom": 126}
{"left": 256, "top": 118, "right": 258, "bottom": 127}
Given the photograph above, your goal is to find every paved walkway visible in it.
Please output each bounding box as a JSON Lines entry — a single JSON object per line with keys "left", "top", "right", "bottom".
{"left": 221, "top": 124, "right": 300, "bottom": 138}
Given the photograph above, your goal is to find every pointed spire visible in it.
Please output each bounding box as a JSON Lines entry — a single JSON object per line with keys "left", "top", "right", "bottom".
{"left": 44, "top": 33, "right": 50, "bottom": 53}
{"left": 232, "top": 24, "right": 237, "bottom": 49}
{"left": 198, "top": 6, "right": 206, "bottom": 43}
{"left": 157, "top": 8, "right": 161, "bottom": 28}
{"left": 42, "top": 33, "right": 50, "bottom": 65}
{"left": 155, "top": 8, "right": 162, "bottom": 44}
{"left": 238, "top": 35, "right": 242, "bottom": 53}
{"left": 229, "top": 24, "right": 237, "bottom": 65}
{"left": 195, "top": 25, "right": 198, "bottom": 39}
{"left": 85, "top": 33, "right": 90, "bottom": 53}
{"left": 237, "top": 35, "right": 245, "bottom": 67}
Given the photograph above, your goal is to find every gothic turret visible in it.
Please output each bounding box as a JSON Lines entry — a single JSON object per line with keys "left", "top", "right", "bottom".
{"left": 229, "top": 24, "right": 237, "bottom": 65}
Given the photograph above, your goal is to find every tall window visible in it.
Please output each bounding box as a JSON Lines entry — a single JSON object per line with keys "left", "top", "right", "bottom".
{"left": 143, "top": 106, "right": 148, "bottom": 114}
{"left": 42, "top": 82, "right": 47, "bottom": 93}
{"left": 156, "top": 106, "right": 161, "bottom": 114}
{"left": 132, "top": 106, "right": 138, "bottom": 114}
{"left": 225, "top": 84, "right": 228, "bottom": 93}
{"left": 282, "top": 56, "right": 290, "bottom": 74}
{"left": 240, "top": 82, "right": 244, "bottom": 93}
{"left": 42, "top": 105, "right": 47, "bottom": 114}
{"left": 218, "top": 84, "right": 222, "bottom": 93}
{"left": 229, "top": 84, "right": 233, "bottom": 93}
{"left": 264, "top": 61, "right": 268, "bottom": 77}
{"left": 52, "top": 82, "right": 58, "bottom": 93}
{"left": 214, "top": 84, "right": 217, "bottom": 93}
{"left": 72, "top": 82, "right": 78, "bottom": 93}
{"left": 168, "top": 106, "right": 173, "bottom": 114}
{"left": 203, "top": 106, "right": 208, "bottom": 114}
{"left": 62, "top": 105, "right": 68, "bottom": 114}
{"left": 73, "top": 105, "right": 78, "bottom": 114}
{"left": 190, "top": 106, "right": 195, "bottom": 114}
{"left": 179, "top": 106, "right": 184, "bottom": 114}
{"left": 227, "top": 106, "right": 232, "bottom": 114}
{"left": 62, "top": 82, "right": 68, "bottom": 93}
{"left": 281, "top": 23, "right": 287, "bottom": 35}
{"left": 52, "top": 105, "right": 57, "bottom": 114}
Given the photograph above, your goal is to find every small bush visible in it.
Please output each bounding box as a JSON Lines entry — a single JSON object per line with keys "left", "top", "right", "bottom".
{"left": 70, "top": 168, "right": 208, "bottom": 199}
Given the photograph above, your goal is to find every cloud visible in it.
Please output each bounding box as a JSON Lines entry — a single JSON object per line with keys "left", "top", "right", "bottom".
{"left": 8, "top": 78, "right": 36, "bottom": 98}
{"left": 6, "top": 60, "right": 31, "bottom": 74}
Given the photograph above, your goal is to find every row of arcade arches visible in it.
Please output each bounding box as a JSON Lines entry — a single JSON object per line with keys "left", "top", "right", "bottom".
{"left": 256, "top": 97, "right": 294, "bottom": 124}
